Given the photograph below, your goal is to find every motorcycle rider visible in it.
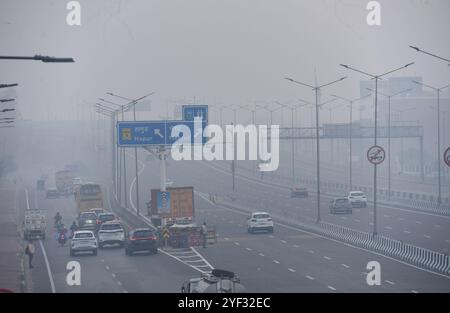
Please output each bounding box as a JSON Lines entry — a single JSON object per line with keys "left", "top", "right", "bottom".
{"left": 54, "top": 212, "right": 62, "bottom": 227}
{"left": 56, "top": 224, "right": 68, "bottom": 246}
{"left": 70, "top": 221, "right": 78, "bottom": 238}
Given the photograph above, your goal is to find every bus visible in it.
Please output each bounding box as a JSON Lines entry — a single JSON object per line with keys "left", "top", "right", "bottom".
{"left": 76, "top": 182, "right": 104, "bottom": 214}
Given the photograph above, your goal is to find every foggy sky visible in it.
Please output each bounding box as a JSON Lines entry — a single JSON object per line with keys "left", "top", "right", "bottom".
{"left": 0, "top": 0, "right": 449, "bottom": 122}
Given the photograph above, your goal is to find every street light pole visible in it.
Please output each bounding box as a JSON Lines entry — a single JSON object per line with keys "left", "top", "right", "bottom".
{"left": 221, "top": 104, "right": 238, "bottom": 192}
{"left": 340, "top": 62, "right": 414, "bottom": 235}
{"left": 275, "top": 101, "right": 308, "bottom": 185}
{"left": 366, "top": 87, "right": 412, "bottom": 200}
{"left": 95, "top": 103, "right": 119, "bottom": 197}
{"left": 98, "top": 98, "right": 129, "bottom": 207}
{"left": 412, "top": 81, "right": 450, "bottom": 205}
{"left": 0, "top": 84, "right": 18, "bottom": 89}
{"left": 106, "top": 92, "right": 155, "bottom": 216}
{"left": 331, "top": 94, "right": 371, "bottom": 190}
{"left": 0, "top": 55, "right": 75, "bottom": 63}
{"left": 409, "top": 46, "right": 450, "bottom": 66}
{"left": 285, "top": 76, "right": 347, "bottom": 223}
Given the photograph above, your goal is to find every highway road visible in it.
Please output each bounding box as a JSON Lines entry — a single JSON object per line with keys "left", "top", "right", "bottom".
{"left": 13, "top": 147, "right": 449, "bottom": 293}
{"left": 23, "top": 185, "right": 200, "bottom": 293}
{"left": 124, "top": 150, "right": 450, "bottom": 254}
{"left": 118, "top": 151, "right": 450, "bottom": 292}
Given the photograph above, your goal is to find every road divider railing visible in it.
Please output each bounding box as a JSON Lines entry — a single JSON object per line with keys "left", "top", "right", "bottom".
{"left": 215, "top": 162, "right": 450, "bottom": 216}
{"left": 210, "top": 193, "right": 450, "bottom": 277}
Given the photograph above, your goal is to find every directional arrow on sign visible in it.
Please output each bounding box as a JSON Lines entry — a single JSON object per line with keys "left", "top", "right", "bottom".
{"left": 154, "top": 129, "right": 164, "bottom": 138}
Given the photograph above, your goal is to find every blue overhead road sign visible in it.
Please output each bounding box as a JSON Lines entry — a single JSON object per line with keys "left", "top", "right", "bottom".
{"left": 117, "top": 120, "right": 206, "bottom": 147}
{"left": 166, "top": 120, "right": 207, "bottom": 145}
{"left": 117, "top": 121, "right": 166, "bottom": 146}
{"left": 182, "top": 105, "right": 208, "bottom": 123}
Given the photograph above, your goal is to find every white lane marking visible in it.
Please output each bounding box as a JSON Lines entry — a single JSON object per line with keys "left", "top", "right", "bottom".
{"left": 269, "top": 235, "right": 274, "bottom": 238}
{"left": 101, "top": 259, "right": 105, "bottom": 262}
{"left": 424, "top": 235, "right": 432, "bottom": 239}
{"left": 293, "top": 244, "right": 299, "bottom": 248}
{"left": 39, "top": 240, "right": 56, "bottom": 293}
{"left": 273, "top": 260, "right": 280, "bottom": 264}
{"left": 25, "top": 189, "right": 55, "bottom": 293}
{"left": 328, "top": 286, "right": 336, "bottom": 291}
{"left": 190, "top": 247, "right": 215, "bottom": 270}
{"left": 445, "top": 240, "right": 450, "bottom": 243}
{"left": 196, "top": 192, "right": 450, "bottom": 280}
{"left": 383, "top": 214, "right": 390, "bottom": 218}
{"left": 234, "top": 242, "right": 240, "bottom": 246}
{"left": 398, "top": 217, "right": 405, "bottom": 221}
{"left": 280, "top": 240, "right": 287, "bottom": 244}
{"left": 385, "top": 226, "right": 393, "bottom": 230}
{"left": 434, "top": 225, "right": 441, "bottom": 228}
{"left": 224, "top": 237, "right": 230, "bottom": 241}
{"left": 385, "top": 280, "right": 395, "bottom": 285}
{"left": 416, "top": 221, "right": 422, "bottom": 225}
{"left": 341, "top": 264, "right": 350, "bottom": 269}
{"left": 354, "top": 219, "right": 361, "bottom": 223}
{"left": 105, "top": 266, "right": 110, "bottom": 270}
{"left": 117, "top": 281, "right": 122, "bottom": 286}
{"left": 411, "top": 290, "right": 419, "bottom": 293}
{"left": 111, "top": 273, "right": 116, "bottom": 278}
{"left": 306, "top": 275, "right": 315, "bottom": 281}
{"left": 323, "top": 256, "right": 332, "bottom": 260}
{"left": 288, "top": 268, "right": 296, "bottom": 273}
{"left": 245, "top": 247, "right": 252, "bottom": 251}
{"left": 123, "top": 290, "right": 128, "bottom": 293}
{"left": 259, "top": 253, "right": 265, "bottom": 257}
{"left": 309, "top": 250, "right": 315, "bottom": 254}
{"left": 404, "top": 230, "right": 411, "bottom": 234}
{"left": 185, "top": 259, "right": 207, "bottom": 264}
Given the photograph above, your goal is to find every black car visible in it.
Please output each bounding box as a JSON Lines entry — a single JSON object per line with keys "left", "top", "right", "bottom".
{"left": 125, "top": 228, "right": 158, "bottom": 255}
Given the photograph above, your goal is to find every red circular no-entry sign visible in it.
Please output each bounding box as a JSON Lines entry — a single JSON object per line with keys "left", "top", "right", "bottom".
{"left": 444, "top": 147, "right": 450, "bottom": 168}
{"left": 367, "top": 145, "right": 385, "bottom": 165}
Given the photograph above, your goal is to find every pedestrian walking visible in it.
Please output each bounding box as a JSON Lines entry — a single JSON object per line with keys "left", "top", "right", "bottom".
{"left": 201, "top": 222, "right": 208, "bottom": 248}
{"left": 25, "top": 239, "right": 35, "bottom": 269}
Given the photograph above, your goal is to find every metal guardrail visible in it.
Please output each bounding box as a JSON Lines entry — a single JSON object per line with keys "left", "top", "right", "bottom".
{"left": 232, "top": 164, "right": 450, "bottom": 216}
{"left": 213, "top": 196, "right": 450, "bottom": 276}
{"left": 318, "top": 222, "right": 450, "bottom": 275}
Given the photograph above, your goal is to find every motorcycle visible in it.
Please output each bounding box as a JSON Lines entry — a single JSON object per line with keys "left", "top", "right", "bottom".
{"left": 58, "top": 232, "right": 67, "bottom": 246}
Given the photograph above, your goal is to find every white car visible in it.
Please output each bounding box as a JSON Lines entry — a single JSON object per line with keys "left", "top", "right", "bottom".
{"left": 70, "top": 230, "right": 97, "bottom": 256}
{"left": 98, "top": 221, "right": 125, "bottom": 248}
{"left": 347, "top": 191, "right": 367, "bottom": 208}
{"left": 247, "top": 212, "right": 274, "bottom": 234}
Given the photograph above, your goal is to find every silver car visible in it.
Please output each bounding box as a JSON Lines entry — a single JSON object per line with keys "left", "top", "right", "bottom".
{"left": 70, "top": 230, "right": 98, "bottom": 256}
